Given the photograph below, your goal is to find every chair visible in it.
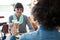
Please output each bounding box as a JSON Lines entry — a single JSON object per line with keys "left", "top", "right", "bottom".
{"left": 1, "top": 24, "right": 8, "bottom": 40}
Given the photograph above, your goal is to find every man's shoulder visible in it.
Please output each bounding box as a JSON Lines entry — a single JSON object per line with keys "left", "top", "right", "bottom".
{"left": 23, "top": 15, "right": 27, "bottom": 18}
{"left": 23, "top": 15, "right": 28, "bottom": 21}
{"left": 20, "top": 31, "right": 37, "bottom": 40}
{"left": 9, "top": 15, "right": 13, "bottom": 18}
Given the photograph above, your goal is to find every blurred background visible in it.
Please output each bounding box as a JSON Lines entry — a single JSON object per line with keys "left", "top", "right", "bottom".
{"left": 0, "top": 0, "right": 32, "bottom": 22}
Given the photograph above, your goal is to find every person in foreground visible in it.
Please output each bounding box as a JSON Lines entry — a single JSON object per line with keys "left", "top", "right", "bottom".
{"left": 10, "top": 0, "right": 60, "bottom": 40}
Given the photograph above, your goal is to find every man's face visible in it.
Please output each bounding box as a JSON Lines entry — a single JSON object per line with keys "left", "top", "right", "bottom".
{"left": 15, "top": 8, "right": 23, "bottom": 15}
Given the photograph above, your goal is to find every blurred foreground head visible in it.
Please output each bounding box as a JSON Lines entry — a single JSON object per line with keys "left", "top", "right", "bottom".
{"left": 32, "top": 0, "right": 60, "bottom": 30}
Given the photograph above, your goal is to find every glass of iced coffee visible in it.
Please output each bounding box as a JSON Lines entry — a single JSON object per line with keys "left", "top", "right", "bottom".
{"left": 12, "top": 20, "right": 19, "bottom": 34}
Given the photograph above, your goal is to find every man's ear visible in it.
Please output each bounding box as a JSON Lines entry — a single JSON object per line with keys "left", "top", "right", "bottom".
{"left": 14, "top": 8, "right": 16, "bottom": 11}
{"left": 14, "top": 8, "right": 15, "bottom": 11}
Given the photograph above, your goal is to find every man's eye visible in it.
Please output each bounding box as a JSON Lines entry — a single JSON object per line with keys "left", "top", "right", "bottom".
{"left": 17, "top": 9, "right": 19, "bottom": 10}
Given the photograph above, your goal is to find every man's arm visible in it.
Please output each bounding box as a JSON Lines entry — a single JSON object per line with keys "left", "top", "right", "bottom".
{"left": 10, "top": 36, "right": 16, "bottom": 40}
{"left": 9, "top": 15, "right": 13, "bottom": 23}
{"left": 25, "top": 16, "right": 35, "bottom": 32}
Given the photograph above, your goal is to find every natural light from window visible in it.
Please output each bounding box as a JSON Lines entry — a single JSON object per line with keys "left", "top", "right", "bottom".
{"left": 0, "top": 0, "right": 31, "bottom": 22}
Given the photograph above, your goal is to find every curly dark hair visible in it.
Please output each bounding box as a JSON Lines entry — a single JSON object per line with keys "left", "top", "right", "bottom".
{"left": 32, "top": 0, "right": 60, "bottom": 30}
